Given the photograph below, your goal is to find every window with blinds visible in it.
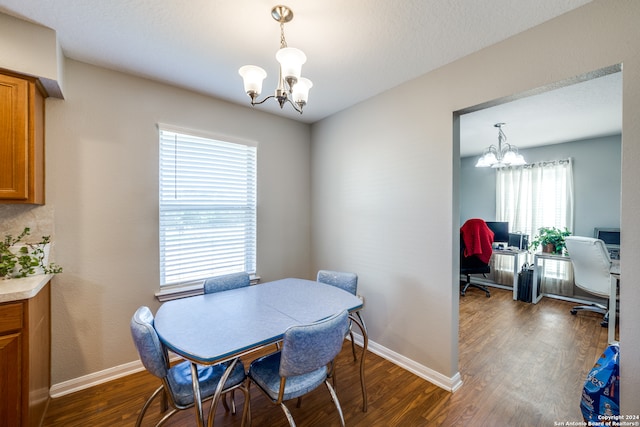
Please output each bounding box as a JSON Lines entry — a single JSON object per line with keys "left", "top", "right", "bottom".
{"left": 159, "top": 127, "right": 257, "bottom": 287}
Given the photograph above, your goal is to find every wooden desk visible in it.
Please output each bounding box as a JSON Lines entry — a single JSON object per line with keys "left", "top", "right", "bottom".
{"left": 154, "top": 278, "right": 367, "bottom": 427}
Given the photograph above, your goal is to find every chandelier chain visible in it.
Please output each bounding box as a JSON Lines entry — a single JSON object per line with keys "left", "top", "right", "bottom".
{"left": 280, "top": 22, "right": 288, "bottom": 48}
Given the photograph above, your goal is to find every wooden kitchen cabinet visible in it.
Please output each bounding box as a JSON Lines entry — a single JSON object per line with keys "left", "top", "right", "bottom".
{"left": 0, "top": 71, "right": 45, "bottom": 204}
{"left": 0, "top": 281, "right": 50, "bottom": 426}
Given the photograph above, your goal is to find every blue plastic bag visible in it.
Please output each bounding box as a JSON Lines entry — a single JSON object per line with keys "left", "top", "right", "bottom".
{"left": 581, "top": 343, "right": 619, "bottom": 423}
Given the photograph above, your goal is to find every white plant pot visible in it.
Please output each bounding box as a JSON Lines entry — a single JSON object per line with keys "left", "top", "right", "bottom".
{"left": 10, "top": 243, "right": 51, "bottom": 277}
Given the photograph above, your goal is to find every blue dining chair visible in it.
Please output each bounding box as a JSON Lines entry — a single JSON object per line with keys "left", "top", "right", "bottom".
{"left": 248, "top": 310, "right": 350, "bottom": 427}
{"left": 317, "top": 270, "right": 366, "bottom": 361}
{"left": 130, "top": 306, "right": 250, "bottom": 427}
{"left": 203, "top": 271, "right": 251, "bottom": 412}
{"left": 204, "top": 272, "right": 251, "bottom": 294}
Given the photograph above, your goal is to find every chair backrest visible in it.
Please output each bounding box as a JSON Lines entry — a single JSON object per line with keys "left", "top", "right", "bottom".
{"left": 317, "top": 270, "right": 358, "bottom": 295}
{"left": 204, "top": 272, "right": 250, "bottom": 294}
{"left": 279, "top": 310, "right": 349, "bottom": 377}
{"left": 130, "top": 306, "right": 169, "bottom": 379}
{"left": 565, "top": 236, "right": 612, "bottom": 298}
{"left": 460, "top": 219, "right": 494, "bottom": 265}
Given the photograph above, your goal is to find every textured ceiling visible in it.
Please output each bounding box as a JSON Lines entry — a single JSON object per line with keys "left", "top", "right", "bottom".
{"left": 460, "top": 70, "right": 622, "bottom": 157}
{"left": 0, "top": 0, "right": 594, "bottom": 124}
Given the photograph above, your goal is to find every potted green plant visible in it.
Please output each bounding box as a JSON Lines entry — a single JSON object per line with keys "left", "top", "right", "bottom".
{"left": 530, "top": 226, "right": 571, "bottom": 254}
{"left": 0, "top": 227, "right": 63, "bottom": 279}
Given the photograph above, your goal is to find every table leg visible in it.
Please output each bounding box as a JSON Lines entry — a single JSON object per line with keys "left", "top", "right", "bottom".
{"left": 349, "top": 312, "right": 368, "bottom": 412}
{"left": 512, "top": 252, "right": 519, "bottom": 301}
{"left": 190, "top": 362, "right": 205, "bottom": 427}
{"left": 207, "top": 358, "right": 240, "bottom": 427}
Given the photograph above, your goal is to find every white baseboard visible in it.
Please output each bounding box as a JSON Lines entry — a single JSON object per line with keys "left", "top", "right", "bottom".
{"left": 50, "top": 336, "right": 462, "bottom": 398}
{"left": 49, "top": 354, "right": 184, "bottom": 398}
{"left": 351, "top": 332, "right": 463, "bottom": 392}
{"left": 49, "top": 360, "right": 146, "bottom": 398}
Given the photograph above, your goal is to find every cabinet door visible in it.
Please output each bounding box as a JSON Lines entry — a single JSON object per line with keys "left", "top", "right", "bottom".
{"left": 0, "top": 73, "right": 29, "bottom": 200}
{"left": 0, "top": 332, "right": 23, "bottom": 426}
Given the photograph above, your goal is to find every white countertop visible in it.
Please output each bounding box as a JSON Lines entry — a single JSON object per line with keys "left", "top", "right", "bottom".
{"left": 0, "top": 274, "right": 53, "bottom": 303}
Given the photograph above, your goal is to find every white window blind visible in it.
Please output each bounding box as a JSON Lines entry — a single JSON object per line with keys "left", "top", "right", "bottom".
{"left": 159, "top": 128, "right": 257, "bottom": 287}
{"left": 496, "top": 158, "right": 574, "bottom": 238}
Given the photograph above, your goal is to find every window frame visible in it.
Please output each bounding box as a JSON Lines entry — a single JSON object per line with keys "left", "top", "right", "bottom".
{"left": 157, "top": 124, "right": 258, "bottom": 296}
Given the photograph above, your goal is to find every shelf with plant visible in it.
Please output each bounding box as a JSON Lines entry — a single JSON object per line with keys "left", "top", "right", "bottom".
{"left": 530, "top": 226, "right": 572, "bottom": 255}
{"left": 0, "top": 227, "right": 63, "bottom": 279}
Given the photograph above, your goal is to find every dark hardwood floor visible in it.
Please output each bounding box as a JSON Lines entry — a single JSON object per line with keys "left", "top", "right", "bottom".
{"left": 43, "top": 287, "right": 610, "bottom": 426}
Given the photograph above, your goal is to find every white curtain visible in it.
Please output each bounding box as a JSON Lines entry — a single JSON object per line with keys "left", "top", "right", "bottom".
{"left": 494, "top": 159, "right": 574, "bottom": 293}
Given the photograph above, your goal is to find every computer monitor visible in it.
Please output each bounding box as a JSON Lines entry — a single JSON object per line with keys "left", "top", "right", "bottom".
{"left": 594, "top": 227, "right": 620, "bottom": 259}
{"left": 508, "top": 232, "right": 529, "bottom": 250}
{"left": 485, "top": 221, "right": 509, "bottom": 243}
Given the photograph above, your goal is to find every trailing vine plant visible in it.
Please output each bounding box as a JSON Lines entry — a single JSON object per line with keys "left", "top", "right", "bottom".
{"left": 0, "top": 227, "right": 63, "bottom": 279}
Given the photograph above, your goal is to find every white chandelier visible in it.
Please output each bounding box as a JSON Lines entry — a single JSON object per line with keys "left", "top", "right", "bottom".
{"left": 475, "top": 123, "right": 526, "bottom": 168}
{"left": 238, "top": 5, "right": 312, "bottom": 114}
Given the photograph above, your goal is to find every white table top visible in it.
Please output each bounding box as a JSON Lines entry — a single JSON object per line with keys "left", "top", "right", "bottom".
{"left": 154, "top": 278, "right": 364, "bottom": 364}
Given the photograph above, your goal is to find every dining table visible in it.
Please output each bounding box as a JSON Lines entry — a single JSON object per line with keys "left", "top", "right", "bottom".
{"left": 154, "top": 277, "right": 368, "bottom": 427}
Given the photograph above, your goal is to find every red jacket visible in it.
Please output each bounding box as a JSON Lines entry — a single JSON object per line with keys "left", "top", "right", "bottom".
{"left": 461, "top": 219, "right": 494, "bottom": 265}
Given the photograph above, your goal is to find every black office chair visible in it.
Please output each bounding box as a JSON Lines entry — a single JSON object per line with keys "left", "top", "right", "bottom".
{"left": 460, "top": 219, "right": 493, "bottom": 298}
{"left": 460, "top": 240, "right": 491, "bottom": 297}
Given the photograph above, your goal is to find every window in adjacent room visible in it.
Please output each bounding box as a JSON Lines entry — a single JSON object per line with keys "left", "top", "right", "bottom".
{"left": 158, "top": 126, "right": 257, "bottom": 287}
{"left": 496, "top": 158, "right": 574, "bottom": 239}
{"left": 495, "top": 158, "right": 574, "bottom": 293}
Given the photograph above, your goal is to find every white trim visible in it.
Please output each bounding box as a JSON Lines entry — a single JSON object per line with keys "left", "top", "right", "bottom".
{"left": 51, "top": 333, "right": 462, "bottom": 398}
{"left": 350, "top": 332, "right": 463, "bottom": 392}
{"left": 156, "top": 122, "right": 258, "bottom": 148}
{"left": 155, "top": 275, "right": 261, "bottom": 302}
{"left": 50, "top": 360, "right": 145, "bottom": 398}
{"left": 49, "top": 353, "right": 183, "bottom": 398}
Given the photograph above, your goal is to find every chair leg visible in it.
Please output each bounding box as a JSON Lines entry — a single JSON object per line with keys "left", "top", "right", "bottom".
{"left": 325, "top": 379, "right": 346, "bottom": 427}
{"left": 279, "top": 402, "right": 297, "bottom": 427}
{"left": 461, "top": 274, "right": 490, "bottom": 297}
{"left": 160, "top": 387, "right": 169, "bottom": 413}
{"left": 156, "top": 409, "right": 180, "bottom": 427}
{"left": 226, "top": 390, "right": 238, "bottom": 414}
{"left": 207, "top": 382, "right": 252, "bottom": 427}
{"left": 570, "top": 303, "right": 609, "bottom": 327}
{"left": 221, "top": 392, "right": 231, "bottom": 413}
{"left": 238, "top": 381, "right": 251, "bottom": 427}
{"left": 135, "top": 385, "right": 164, "bottom": 427}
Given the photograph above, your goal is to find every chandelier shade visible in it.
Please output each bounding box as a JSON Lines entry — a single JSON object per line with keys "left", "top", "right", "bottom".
{"left": 239, "top": 5, "right": 312, "bottom": 114}
{"left": 292, "top": 77, "right": 313, "bottom": 105}
{"left": 475, "top": 123, "right": 526, "bottom": 168}
{"left": 276, "top": 47, "right": 306, "bottom": 81}
{"left": 238, "top": 65, "right": 267, "bottom": 97}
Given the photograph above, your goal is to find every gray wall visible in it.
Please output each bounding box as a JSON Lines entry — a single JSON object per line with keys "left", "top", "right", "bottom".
{"left": 0, "top": 58, "right": 314, "bottom": 386}
{"left": 460, "top": 134, "right": 622, "bottom": 238}
{"left": 312, "top": 0, "right": 640, "bottom": 411}
{"left": 2, "top": 0, "right": 640, "bottom": 414}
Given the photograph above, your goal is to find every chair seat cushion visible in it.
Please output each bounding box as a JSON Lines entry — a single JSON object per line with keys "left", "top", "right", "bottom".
{"left": 167, "top": 359, "right": 246, "bottom": 407}
{"left": 249, "top": 352, "right": 327, "bottom": 402}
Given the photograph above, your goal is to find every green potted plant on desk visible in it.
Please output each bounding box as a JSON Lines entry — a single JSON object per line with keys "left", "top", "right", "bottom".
{"left": 530, "top": 226, "right": 571, "bottom": 255}
{"left": 0, "top": 227, "right": 63, "bottom": 279}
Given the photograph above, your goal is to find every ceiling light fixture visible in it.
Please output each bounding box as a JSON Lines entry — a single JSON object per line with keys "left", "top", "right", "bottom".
{"left": 239, "top": 5, "right": 312, "bottom": 114}
{"left": 475, "top": 123, "right": 526, "bottom": 168}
